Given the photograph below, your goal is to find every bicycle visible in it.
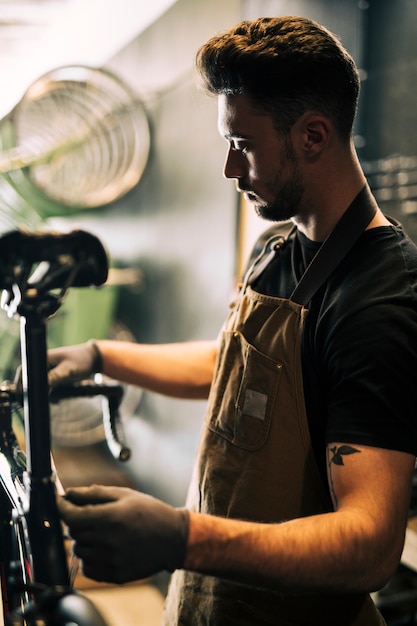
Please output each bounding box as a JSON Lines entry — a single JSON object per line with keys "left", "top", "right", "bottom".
{"left": 0, "top": 229, "right": 131, "bottom": 625}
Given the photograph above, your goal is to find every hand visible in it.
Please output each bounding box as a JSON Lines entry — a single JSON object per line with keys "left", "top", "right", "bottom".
{"left": 47, "top": 341, "right": 102, "bottom": 387}
{"left": 58, "top": 485, "right": 190, "bottom": 584}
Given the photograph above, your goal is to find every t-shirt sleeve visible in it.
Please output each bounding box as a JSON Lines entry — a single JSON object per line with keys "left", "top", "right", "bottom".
{"left": 323, "top": 298, "right": 417, "bottom": 455}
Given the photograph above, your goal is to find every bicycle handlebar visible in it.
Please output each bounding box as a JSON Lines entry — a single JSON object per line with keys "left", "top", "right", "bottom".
{"left": 0, "top": 379, "right": 131, "bottom": 463}
{"left": 49, "top": 381, "right": 131, "bottom": 462}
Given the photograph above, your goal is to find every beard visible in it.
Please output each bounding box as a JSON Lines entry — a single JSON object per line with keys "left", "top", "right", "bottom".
{"left": 254, "top": 174, "right": 304, "bottom": 222}
{"left": 250, "top": 136, "right": 304, "bottom": 223}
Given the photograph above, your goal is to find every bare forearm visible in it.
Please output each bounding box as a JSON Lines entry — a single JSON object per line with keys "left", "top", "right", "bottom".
{"left": 96, "top": 339, "right": 217, "bottom": 399}
{"left": 184, "top": 510, "right": 404, "bottom": 593}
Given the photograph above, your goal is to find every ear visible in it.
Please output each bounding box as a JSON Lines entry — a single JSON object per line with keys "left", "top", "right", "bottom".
{"left": 295, "top": 113, "right": 332, "bottom": 157}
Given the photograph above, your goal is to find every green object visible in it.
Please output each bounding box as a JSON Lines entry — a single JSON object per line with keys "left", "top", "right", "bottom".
{"left": 48, "top": 285, "right": 118, "bottom": 348}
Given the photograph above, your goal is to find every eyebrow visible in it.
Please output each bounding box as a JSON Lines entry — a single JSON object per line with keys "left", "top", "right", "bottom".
{"left": 223, "top": 132, "right": 252, "bottom": 140}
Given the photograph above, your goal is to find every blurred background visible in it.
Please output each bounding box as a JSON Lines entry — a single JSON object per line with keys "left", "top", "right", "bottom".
{"left": 1, "top": 1, "right": 417, "bottom": 623}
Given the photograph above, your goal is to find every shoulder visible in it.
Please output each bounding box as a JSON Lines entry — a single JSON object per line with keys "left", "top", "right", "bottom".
{"left": 324, "top": 223, "right": 417, "bottom": 311}
{"left": 310, "top": 223, "right": 417, "bottom": 355}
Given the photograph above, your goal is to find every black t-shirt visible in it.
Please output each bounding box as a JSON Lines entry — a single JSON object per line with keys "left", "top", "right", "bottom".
{"left": 250, "top": 221, "right": 417, "bottom": 480}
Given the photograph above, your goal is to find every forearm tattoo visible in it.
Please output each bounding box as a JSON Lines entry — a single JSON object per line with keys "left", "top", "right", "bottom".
{"left": 327, "top": 445, "right": 361, "bottom": 508}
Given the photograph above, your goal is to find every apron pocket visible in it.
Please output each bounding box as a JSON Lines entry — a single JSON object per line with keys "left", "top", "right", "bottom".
{"left": 207, "top": 330, "right": 282, "bottom": 450}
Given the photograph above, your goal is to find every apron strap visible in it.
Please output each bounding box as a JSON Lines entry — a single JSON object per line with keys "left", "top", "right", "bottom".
{"left": 290, "top": 184, "right": 378, "bottom": 305}
{"left": 240, "top": 221, "right": 295, "bottom": 292}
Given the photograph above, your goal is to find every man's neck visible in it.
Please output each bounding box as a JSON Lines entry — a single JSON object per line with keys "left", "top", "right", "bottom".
{"left": 293, "top": 151, "right": 369, "bottom": 242}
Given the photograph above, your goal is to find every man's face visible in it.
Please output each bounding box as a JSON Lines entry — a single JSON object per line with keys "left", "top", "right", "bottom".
{"left": 218, "top": 93, "right": 304, "bottom": 222}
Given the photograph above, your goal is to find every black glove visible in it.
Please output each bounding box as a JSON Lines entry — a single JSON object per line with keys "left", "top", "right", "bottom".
{"left": 47, "top": 341, "right": 102, "bottom": 387}
{"left": 58, "top": 485, "right": 190, "bottom": 584}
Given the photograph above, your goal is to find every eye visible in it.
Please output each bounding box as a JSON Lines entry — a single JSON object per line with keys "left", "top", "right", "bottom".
{"left": 231, "top": 141, "right": 249, "bottom": 155}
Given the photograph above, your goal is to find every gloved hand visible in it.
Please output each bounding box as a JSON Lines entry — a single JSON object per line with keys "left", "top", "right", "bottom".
{"left": 58, "top": 485, "right": 190, "bottom": 584}
{"left": 47, "top": 341, "right": 102, "bottom": 387}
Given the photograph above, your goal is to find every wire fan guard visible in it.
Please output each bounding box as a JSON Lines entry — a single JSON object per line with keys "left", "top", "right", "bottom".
{"left": 4, "top": 65, "right": 150, "bottom": 209}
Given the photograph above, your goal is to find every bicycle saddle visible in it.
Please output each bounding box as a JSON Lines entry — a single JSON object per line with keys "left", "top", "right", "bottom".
{"left": 0, "top": 229, "right": 108, "bottom": 291}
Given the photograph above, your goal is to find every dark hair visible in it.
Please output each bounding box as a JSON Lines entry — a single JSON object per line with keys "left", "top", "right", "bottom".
{"left": 196, "top": 16, "right": 360, "bottom": 141}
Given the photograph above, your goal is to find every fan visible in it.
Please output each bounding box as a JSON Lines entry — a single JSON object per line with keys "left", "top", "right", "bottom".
{"left": 0, "top": 65, "right": 150, "bottom": 214}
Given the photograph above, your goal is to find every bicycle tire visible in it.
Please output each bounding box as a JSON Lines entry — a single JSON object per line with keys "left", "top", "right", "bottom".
{"left": 7, "top": 588, "right": 109, "bottom": 626}
{"left": 46, "top": 591, "right": 108, "bottom": 626}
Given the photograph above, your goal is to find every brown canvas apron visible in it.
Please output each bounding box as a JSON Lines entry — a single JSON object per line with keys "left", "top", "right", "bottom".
{"left": 163, "top": 187, "right": 386, "bottom": 625}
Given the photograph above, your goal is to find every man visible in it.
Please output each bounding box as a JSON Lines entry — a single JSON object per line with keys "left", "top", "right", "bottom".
{"left": 53, "top": 16, "right": 417, "bottom": 625}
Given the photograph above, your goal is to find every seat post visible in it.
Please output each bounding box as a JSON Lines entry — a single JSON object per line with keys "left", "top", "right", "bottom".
{"left": 20, "top": 307, "right": 51, "bottom": 480}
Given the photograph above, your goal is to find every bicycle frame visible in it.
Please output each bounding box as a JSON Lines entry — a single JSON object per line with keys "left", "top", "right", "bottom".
{"left": 0, "top": 382, "right": 31, "bottom": 621}
{"left": 0, "top": 229, "right": 128, "bottom": 625}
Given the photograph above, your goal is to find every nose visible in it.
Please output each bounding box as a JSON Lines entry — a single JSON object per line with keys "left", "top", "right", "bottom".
{"left": 223, "top": 146, "right": 245, "bottom": 180}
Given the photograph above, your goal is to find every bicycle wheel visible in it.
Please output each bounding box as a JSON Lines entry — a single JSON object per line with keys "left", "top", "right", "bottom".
{"left": 38, "top": 591, "right": 108, "bottom": 626}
